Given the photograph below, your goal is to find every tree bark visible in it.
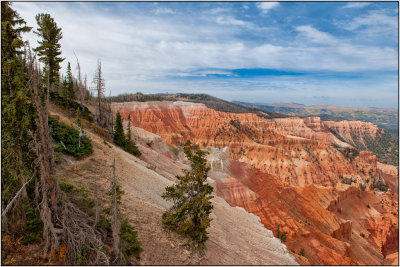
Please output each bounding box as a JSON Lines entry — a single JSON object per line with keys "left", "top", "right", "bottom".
{"left": 111, "top": 158, "right": 125, "bottom": 264}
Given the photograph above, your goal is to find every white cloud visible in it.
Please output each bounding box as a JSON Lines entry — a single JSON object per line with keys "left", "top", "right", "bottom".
{"left": 154, "top": 7, "right": 175, "bottom": 15}
{"left": 342, "top": 2, "right": 370, "bottom": 9}
{"left": 256, "top": 2, "right": 279, "bottom": 14}
{"left": 343, "top": 11, "right": 397, "bottom": 31}
{"left": 207, "top": 7, "right": 229, "bottom": 14}
{"left": 337, "top": 10, "right": 398, "bottom": 42}
{"left": 296, "top": 25, "right": 337, "bottom": 45}
{"left": 216, "top": 16, "right": 249, "bottom": 26}
{"left": 11, "top": 2, "right": 397, "bottom": 106}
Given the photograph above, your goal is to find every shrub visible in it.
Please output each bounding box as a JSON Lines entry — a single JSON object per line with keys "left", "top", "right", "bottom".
{"left": 98, "top": 216, "right": 111, "bottom": 231}
{"left": 123, "top": 140, "right": 141, "bottom": 157}
{"left": 121, "top": 220, "right": 142, "bottom": 259}
{"left": 49, "top": 116, "right": 93, "bottom": 158}
{"left": 367, "top": 204, "right": 371, "bottom": 208}
{"left": 21, "top": 203, "right": 43, "bottom": 245}
{"left": 299, "top": 248, "right": 305, "bottom": 257}
{"left": 55, "top": 153, "right": 62, "bottom": 163}
{"left": 59, "top": 181, "right": 76, "bottom": 193}
{"left": 276, "top": 224, "right": 287, "bottom": 242}
{"left": 360, "top": 184, "right": 366, "bottom": 191}
{"left": 50, "top": 91, "right": 93, "bottom": 122}
{"left": 360, "top": 233, "right": 365, "bottom": 238}
{"left": 371, "top": 179, "right": 389, "bottom": 192}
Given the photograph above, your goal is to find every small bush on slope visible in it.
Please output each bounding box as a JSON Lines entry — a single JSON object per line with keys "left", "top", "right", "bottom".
{"left": 121, "top": 219, "right": 142, "bottom": 259}
{"left": 50, "top": 91, "right": 93, "bottom": 122}
{"left": 49, "top": 116, "right": 93, "bottom": 158}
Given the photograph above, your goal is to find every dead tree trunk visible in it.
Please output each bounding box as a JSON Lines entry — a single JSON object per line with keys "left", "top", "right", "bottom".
{"left": 94, "top": 174, "right": 99, "bottom": 227}
{"left": 2, "top": 173, "right": 35, "bottom": 219}
{"left": 18, "top": 144, "right": 28, "bottom": 199}
{"left": 84, "top": 75, "right": 88, "bottom": 102}
{"left": 92, "top": 60, "right": 105, "bottom": 124}
{"left": 30, "top": 58, "right": 61, "bottom": 253}
{"left": 111, "top": 158, "right": 125, "bottom": 264}
{"left": 74, "top": 52, "right": 84, "bottom": 106}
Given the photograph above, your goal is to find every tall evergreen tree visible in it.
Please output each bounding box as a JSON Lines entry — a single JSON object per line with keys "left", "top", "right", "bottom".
{"left": 126, "top": 114, "right": 132, "bottom": 142}
{"left": 124, "top": 114, "right": 141, "bottom": 156}
{"left": 64, "top": 61, "right": 75, "bottom": 100}
{"left": 33, "top": 13, "right": 64, "bottom": 91}
{"left": 113, "top": 111, "right": 125, "bottom": 147}
{"left": 162, "top": 141, "right": 213, "bottom": 249}
{"left": 1, "top": 2, "right": 35, "bottom": 207}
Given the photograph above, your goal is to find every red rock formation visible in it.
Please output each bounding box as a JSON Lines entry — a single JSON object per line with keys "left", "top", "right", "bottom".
{"left": 111, "top": 101, "right": 398, "bottom": 265}
{"left": 216, "top": 162, "right": 357, "bottom": 265}
{"left": 324, "top": 120, "right": 380, "bottom": 148}
{"left": 216, "top": 161, "right": 397, "bottom": 265}
{"left": 359, "top": 151, "right": 377, "bottom": 165}
{"left": 112, "top": 101, "right": 378, "bottom": 187}
{"left": 377, "top": 163, "right": 399, "bottom": 194}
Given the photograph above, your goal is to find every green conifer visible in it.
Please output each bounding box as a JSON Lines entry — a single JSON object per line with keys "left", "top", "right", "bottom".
{"left": 65, "top": 62, "right": 75, "bottom": 100}
{"left": 33, "top": 13, "right": 64, "bottom": 91}
{"left": 124, "top": 114, "right": 141, "bottom": 156}
{"left": 1, "top": 2, "right": 35, "bottom": 205}
{"left": 162, "top": 141, "right": 213, "bottom": 249}
{"left": 113, "top": 111, "right": 125, "bottom": 147}
{"left": 126, "top": 114, "right": 132, "bottom": 142}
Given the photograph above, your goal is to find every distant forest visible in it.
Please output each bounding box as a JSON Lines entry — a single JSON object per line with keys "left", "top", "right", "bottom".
{"left": 108, "top": 92, "right": 289, "bottom": 119}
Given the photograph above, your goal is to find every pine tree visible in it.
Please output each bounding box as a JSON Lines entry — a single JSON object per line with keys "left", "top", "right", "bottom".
{"left": 123, "top": 114, "right": 141, "bottom": 156}
{"left": 65, "top": 61, "right": 75, "bottom": 100}
{"left": 33, "top": 13, "right": 64, "bottom": 92}
{"left": 113, "top": 111, "right": 125, "bottom": 147}
{"left": 1, "top": 2, "right": 35, "bottom": 209}
{"left": 162, "top": 140, "right": 213, "bottom": 249}
{"left": 126, "top": 114, "right": 132, "bottom": 142}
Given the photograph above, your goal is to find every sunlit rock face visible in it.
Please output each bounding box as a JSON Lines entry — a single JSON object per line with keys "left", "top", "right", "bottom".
{"left": 112, "top": 101, "right": 379, "bottom": 187}
{"left": 112, "top": 101, "right": 398, "bottom": 265}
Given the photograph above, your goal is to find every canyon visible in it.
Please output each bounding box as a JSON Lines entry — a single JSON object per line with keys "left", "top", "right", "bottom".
{"left": 111, "top": 100, "right": 398, "bottom": 265}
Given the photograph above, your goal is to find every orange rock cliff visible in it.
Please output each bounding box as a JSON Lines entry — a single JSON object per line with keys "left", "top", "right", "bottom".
{"left": 111, "top": 101, "right": 398, "bottom": 265}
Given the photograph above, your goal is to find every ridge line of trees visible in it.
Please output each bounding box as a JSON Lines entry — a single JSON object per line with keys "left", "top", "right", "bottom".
{"left": 1, "top": 3, "right": 139, "bottom": 264}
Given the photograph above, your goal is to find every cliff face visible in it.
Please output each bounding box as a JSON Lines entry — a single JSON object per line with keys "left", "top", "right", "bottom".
{"left": 215, "top": 159, "right": 398, "bottom": 265}
{"left": 111, "top": 101, "right": 398, "bottom": 265}
{"left": 324, "top": 120, "right": 380, "bottom": 147}
{"left": 112, "top": 101, "right": 378, "bottom": 187}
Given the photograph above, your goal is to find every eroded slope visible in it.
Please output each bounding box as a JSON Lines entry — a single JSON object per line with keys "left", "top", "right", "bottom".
{"left": 111, "top": 100, "right": 398, "bottom": 265}
{"left": 50, "top": 109, "right": 297, "bottom": 265}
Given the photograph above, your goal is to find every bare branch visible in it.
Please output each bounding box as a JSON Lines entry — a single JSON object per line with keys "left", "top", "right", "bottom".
{"left": 2, "top": 174, "right": 35, "bottom": 219}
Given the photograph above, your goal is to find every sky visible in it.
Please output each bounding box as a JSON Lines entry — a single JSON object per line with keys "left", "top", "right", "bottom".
{"left": 13, "top": 1, "right": 399, "bottom": 108}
